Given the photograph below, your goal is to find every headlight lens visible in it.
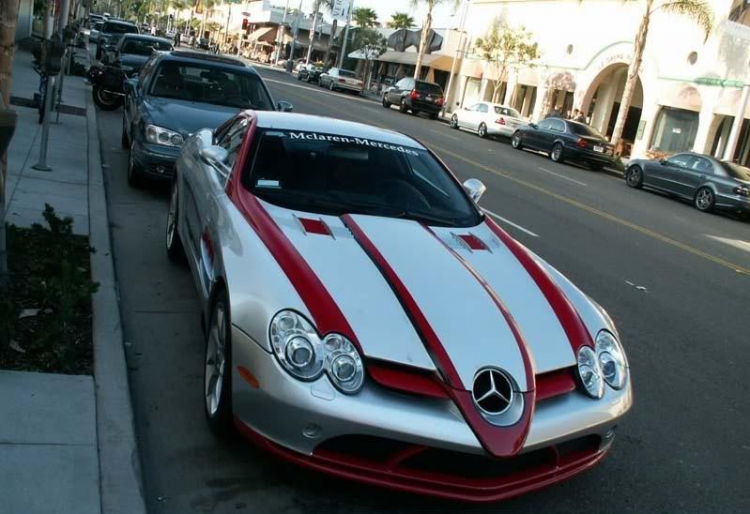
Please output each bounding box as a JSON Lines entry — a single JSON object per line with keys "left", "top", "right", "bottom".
{"left": 595, "top": 330, "right": 627, "bottom": 389}
{"left": 270, "top": 311, "right": 365, "bottom": 393}
{"left": 577, "top": 346, "right": 604, "bottom": 399}
{"left": 145, "top": 124, "right": 183, "bottom": 147}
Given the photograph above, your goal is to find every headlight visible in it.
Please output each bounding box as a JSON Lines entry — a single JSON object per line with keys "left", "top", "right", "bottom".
{"left": 595, "top": 330, "right": 627, "bottom": 390}
{"left": 145, "top": 124, "right": 183, "bottom": 147}
{"left": 577, "top": 346, "right": 604, "bottom": 399}
{"left": 270, "top": 310, "right": 365, "bottom": 394}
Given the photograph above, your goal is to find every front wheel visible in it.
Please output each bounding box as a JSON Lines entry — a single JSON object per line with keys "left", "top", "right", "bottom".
{"left": 204, "top": 289, "right": 234, "bottom": 437}
{"left": 478, "top": 123, "right": 488, "bottom": 138}
{"left": 694, "top": 187, "right": 715, "bottom": 213}
{"left": 166, "top": 179, "right": 186, "bottom": 264}
{"left": 626, "top": 165, "right": 643, "bottom": 188}
{"left": 329, "top": 81, "right": 335, "bottom": 91}
{"left": 93, "top": 85, "right": 123, "bottom": 110}
{"left": 511, "top": 132, "right": 523, "bottom": 149}
{"left": 550, "top": 143, "right": 564, "bottom": 163}
{"left": 450, "top": 114, "right": 459, "bottom": 129}
{"left": 399, "top": 99, "right": 408, "bottom": 113}
{"left": 382, "top": 96, "right": 391, "bottom": 108}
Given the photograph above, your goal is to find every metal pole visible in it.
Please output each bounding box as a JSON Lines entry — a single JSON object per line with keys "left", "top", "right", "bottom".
{"left": 224, "top": 5, "right": 231, "bottom": 50}
{"left": 33, "top": 76, "right": 55, "bottom": 171}
{"left": 288, "top": 0, "right": 304, "bottom": 65}
{"left": 443, "top": 0, "right": 469, "bottom": 115}
{"left": 305, "top": 6, "right": 318, "bottom": 65}
{"left": 274, "top": 0, "right": 290, "bottom": 65}
{"left": 337, "top": 0, "right": 354, "bottom": 69}
{"left": 724, "top": 82, "right": 750, "bottom": 161}
{"left": 59, "top": 0, "right": 71, "bottom": 30}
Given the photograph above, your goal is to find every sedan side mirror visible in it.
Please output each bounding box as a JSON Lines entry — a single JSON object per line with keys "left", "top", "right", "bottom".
{"left": 200, "top": 145, "right": 230, "bottom": 174}
{"left": 659, "top": 159, "right": 667, "bottom": 165}
{"left": 463, "top": 178, "right": 487, "bottom": 203}
{"left": 277, "top": 100, "right": 293, "bottom": 112}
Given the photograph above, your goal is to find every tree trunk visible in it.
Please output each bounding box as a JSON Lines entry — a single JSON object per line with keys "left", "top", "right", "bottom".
{"left": 306, "top": 3, "right": 320, "bottom": 64}
{"left": 0, "top": 0, "right": 20, "bottom": 292}
{"left": 323, "top": 18, "right": 337, "bottom": 67}
{"left": 413, "top": 11, "right": 432, "bottom": 80}
{"left": 610, "top": 2, "right": 651, "bottom": 150}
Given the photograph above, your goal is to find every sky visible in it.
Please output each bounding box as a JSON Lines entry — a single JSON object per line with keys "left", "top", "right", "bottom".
{"left": 291, "top": 0, "right": 463, "bottom": 29}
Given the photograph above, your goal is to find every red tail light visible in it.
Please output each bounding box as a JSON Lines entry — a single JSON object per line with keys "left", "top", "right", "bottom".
{"left": 436, "top": 96, "right": 444, "bottom": 106}
{"left": 576, "top": 138, "right": 588, "bottom": 149}
{"left": 495, "top": 118, "right": 506, "bottom": 125}
{"left": 338, "top": 78, "right": 346, "bottom": 83}
{"left": 410, "top": 89, "right": 418, "bottom": 100}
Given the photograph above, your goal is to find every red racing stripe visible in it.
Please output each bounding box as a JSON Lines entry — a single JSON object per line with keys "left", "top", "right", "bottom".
{"left": 485, "top": 218, "right": 594, "bottom": 353}
{"left": 343, "top": 214, "right": 532, "bottom": 458}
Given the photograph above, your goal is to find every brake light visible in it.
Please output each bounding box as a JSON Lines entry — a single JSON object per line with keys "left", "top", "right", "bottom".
{"left": 338, "top": 78, "right": 346, "bottom": 83}
{"left": 496, "top": 118, "right": 506, "bottom": 125}
{"left": 410, "top": 89, "right": 418, "bottom": 100}
{"left": 733, "top": 186, "right": 750, "bottom": 197}
{"left": 577, "top": 138, "right": 588, "bottom": 149}
{"left": 436, "top": 96, "right": 444, "bottom": 106}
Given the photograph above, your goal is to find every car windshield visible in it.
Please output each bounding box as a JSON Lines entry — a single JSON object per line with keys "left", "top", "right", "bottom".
{"left": 103, "top": 22, "right": 138, "bottom": 34}
{"left": 494, "top": 106, "right": 521, "bottom": 117}
{"left": 149, "top": 61, "right": 273, "bottom": 110}
{"left": 416, "top": 82, "right": 443, "bottom": 95}
{"left": 243, "top": 129, "right": 481, "bottom": 228}
{"left": 569, "top": 122, "right": 605, "bottom": 139}
{"left": 339, "top": 70, "right": 357, "bottom": 79}
{"left": 720, "top": 161, "right": 750, "bottom": 181}
{"left": 122, "top": 39, "right": 172, "bottom": 55}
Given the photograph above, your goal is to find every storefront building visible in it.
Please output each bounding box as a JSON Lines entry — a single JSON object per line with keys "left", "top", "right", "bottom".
{"left": 450, "top": 0, "right": 750, "bottom": 160}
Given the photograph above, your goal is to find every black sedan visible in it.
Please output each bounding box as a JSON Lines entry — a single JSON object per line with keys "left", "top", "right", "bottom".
{"left": 382, "top": 77, "right": 445, "bottom": 119}
{"left": 625, "top": 152, "right": 750, "bottom": 216}
{"left": 511, "top": 118, "right": 616, "bottom": 171}
{"left": 121, "top": 50, "right": 292, "bottom": 186}
{"left": 297, "top": 64, "right": 323, "bottom": 83}
{"left": 96, "top": 19, "right": 139, "bottom": 60}
{"left": 104, "top": 34, "right": 173, "bottom": 73}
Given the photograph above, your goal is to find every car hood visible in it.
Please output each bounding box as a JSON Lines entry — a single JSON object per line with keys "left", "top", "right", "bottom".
{"left": 142, "top": 96, "right": 239, "bottom": 136}
{"left": 255, "top": 200, "right": 613, "bottom": 393}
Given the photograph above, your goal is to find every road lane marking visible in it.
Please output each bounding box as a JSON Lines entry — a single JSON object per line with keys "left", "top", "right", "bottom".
{"left": 707, "top": 235, "right": 750, "bottom": 253}
{"left": 483, "top": 209, "right": 539, "bottom": 238}
{"left": 258, "top": 81, "right": 750, "bottom": 276}
{"left": 430, "top": 129, "right": 460, "bottom": 141}
{"left": 538, "top": 166, "right": 588, "bottom": 186}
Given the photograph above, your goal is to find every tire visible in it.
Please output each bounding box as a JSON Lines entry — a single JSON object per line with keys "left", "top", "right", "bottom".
{"left": 382, "top": 96, "right": 391, "bottom": 108}
{"left": 307, "top": 76, "right": 313, "bottom": 83}
{"left": 550, "top": 143, "right": 564, "bottom": 163}
{"left": 694, "top": 187, "right": 715, "bottom": 213}
{"left": 478, "top": 123, "right": 488, "bottom": 138}
{"left": 429, "top": 112, "right": 438, "bottom": 120}
{"left": 93, "top": 85, "right": 123, "bottom": 110}
{"left": 410, "top": 109, "right": 419, "bottom": 116}
{"left": 511, "top": 132, "right": 523, "bottom": 149}
{"left": 399, "top": 99, "right": 408, "bottom": 113}
{"left": 450, "top": 114, "right": 459, "bottom": 129}
{"left": 626, "top": 165, "right": 643, "bottom": 189}
{"left": 329, "top": 81, "right": 335, "bottom": 91}
{"left": 204, "top": 288, "right": 234, "bottom": 437}
{"left": 127, "top": 142, "right": 143, "bottom": 188}
{"left": 121, "top": 117, "right": 129, "bottom": 149}
{"left": 165, "top": 179, "right": 186, "bottom": 264}
{"left": 297, "top": 73, "right": 302, "bottom": 81}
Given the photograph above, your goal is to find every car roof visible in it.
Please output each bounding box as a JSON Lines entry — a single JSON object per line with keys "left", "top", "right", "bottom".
{"left": 120, "top": 34, "right": 171, "bottom": 44}
{"left": 254, "top": 112, "right": 426, "bottom": 150}
{"left": 157, "top": 51, "right": 254, "bottom": 72}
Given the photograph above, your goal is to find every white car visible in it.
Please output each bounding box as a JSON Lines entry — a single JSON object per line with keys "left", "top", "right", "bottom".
{"left": 450, "top": 102, "right": 526, "bottom": 138}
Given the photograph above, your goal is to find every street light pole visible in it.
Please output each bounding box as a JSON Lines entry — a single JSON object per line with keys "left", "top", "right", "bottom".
{"left": 274, "top": 0, "right": 291, "bottom": 66}
{"left": 443, "top": 0, "right": 470, "bottom": 116}
{"left": 337, "top": 0, "right": 354, "bottom": 69}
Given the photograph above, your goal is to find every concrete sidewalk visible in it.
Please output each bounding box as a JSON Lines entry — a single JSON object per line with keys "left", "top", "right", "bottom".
{"left": 2, "top": 43, "right": 146, "bottom": 514}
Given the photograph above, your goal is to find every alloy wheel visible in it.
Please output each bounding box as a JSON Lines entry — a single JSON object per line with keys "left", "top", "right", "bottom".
{"left": 627, "top": 167, "right": 642, "bottom": 187}
{"left": 205, "top": 302, "right": 227, "bottom": 417}
{"left": 478, "top": 123, "right": 487, "bottom": 138}
{"left": 450, "top": 115, "right": 458, "bottom": 128}
{"left": 695, "top": 188, "right": 714, "bottom": 211}
{"left": 551, "top": 144, "right": 563, "bottom": 162}
{"left": 512, "top": 134, "right": 521, "bottom": 148}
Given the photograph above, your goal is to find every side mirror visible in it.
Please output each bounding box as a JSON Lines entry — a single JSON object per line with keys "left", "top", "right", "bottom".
{"left": 277, "top": 100, "right": 293, "bottom": 112}
{"left": 659, "top": 159, "right": 667, "bottom": 165}
{"left": 463, "top": 178, "right": 487, "bottom": 203}
{"left": 200, "top": 146, "right": 230, "bottom": 173}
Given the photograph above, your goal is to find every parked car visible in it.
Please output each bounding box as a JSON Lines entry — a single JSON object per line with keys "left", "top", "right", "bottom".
{"left": 318, "top": 68, "right": 363, "bottom": 93}
{"left": 122, "top": 50, "right": 291, "bottom": 186}
{"left": 198, "top": 37, "right": 210, "bottom": 50}
{"left": 105, "top": 34, "right": 173, "bottom": 72}
{"left": 511, "top": 118, "right": 616, "bottom": 171}
{"left": 297, "top": 63, "right": 323, "bottom": 83}
{"left": 96, "top": 19, "right": 139, "bottom": 60}
{"left": 625, "top": 153, "right": 750, "bottom": 216}
{"left": 382, "top": 78, "right": 445, "bottom": 119}
{"left": 165, "top": 109, "right": 632, "bottom": 502}
{"left": 449, "top": 102, "right": 526, "bottom": 138}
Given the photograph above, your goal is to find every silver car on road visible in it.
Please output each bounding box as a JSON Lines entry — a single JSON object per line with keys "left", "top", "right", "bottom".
{"left": 625, "top": 152, "right": 750, "bottom": 216}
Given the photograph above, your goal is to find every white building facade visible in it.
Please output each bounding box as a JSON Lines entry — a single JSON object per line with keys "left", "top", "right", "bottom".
{"left": 449, "top": 0, "right": 750, "bottom": 161}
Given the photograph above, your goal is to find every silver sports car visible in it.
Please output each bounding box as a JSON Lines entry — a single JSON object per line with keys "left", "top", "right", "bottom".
{"left": 167, "top": 111, "right": 633, "bottom": 502}
{"left": 625, "top": 152, "right": 750, "bottom": 216}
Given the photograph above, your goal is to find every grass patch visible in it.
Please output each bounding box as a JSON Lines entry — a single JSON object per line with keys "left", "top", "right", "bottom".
{"left": 0, "top": 205, "right": 98, "bottom": 375}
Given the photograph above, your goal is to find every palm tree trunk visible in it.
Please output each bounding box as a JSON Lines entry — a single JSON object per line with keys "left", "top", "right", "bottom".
{"left": 610, "top": 2, "right": 652, "bottom": 150}
{"left": 413, "top": 11, "right": 432, "bottom": 80}
{"left": 306, "top": 3, "right": 320, "bottom": 64}
{"left": 323, "top": 18, "right": 337, "bottom": 67}
{"left": 0, "top": 0, "right": 21, "bottom": 292}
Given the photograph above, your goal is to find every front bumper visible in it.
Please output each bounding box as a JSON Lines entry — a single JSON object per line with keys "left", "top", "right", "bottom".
{"left": 231, "top": 327, "right": 632, "bottom": 500}
{"left": 131, "top": 140, "right": 181, "bottom": 180}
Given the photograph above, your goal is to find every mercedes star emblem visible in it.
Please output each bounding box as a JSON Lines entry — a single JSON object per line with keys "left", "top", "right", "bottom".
{"left": 472, "top": 368, "right": 514, "bottom": 415}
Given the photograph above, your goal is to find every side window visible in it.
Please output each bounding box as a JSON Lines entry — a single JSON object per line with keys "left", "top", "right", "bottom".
{"left": 537, "top": 119, "right": 554, "bottom": 130}
{"left": 468, "top": 103, "right": 481, "bottom": 112}
{"left": 478, "top": 104, "right": 489, "bottom": 113}
{"left": 330, "top": 69, "right": 339, "bottom": 77}
{"left": 667, "top": 154, "right": 692, "bottom": 168}
{"left": 217, "top": 117, "right": 249, "bottom": 169}
{"left": 553, "top": 120, "right": 566, "bottom": 132}
{"left": 690, "top": 157, "right": 714, "bottom": 174}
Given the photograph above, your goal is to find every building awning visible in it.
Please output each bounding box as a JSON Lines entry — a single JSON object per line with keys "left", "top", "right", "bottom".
{"left": 248, "top": 26, "right": 276, "bottom": 43}
{"left": 369, "top": 51, "right": 454, "bottom": 72}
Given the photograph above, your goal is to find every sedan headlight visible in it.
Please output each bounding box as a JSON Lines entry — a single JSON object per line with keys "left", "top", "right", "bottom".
{"left": 145, "top": 124, "right": 184, "bottom": 147}
{"left": 577, "top": 346, "right": 604, "bottom": 399}
{"left": 595, "top": 330, "right": 627, "bottom": 390}
{"left": 270, "top": 310, "right": 365, "bottom": 394}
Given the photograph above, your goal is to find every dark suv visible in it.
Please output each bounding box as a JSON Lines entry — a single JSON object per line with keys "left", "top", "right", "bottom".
{"left": 382, "top": 78, "right": 445, "bottom": 119}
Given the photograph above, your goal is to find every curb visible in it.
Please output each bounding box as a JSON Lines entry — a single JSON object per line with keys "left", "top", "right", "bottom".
{"left": 86, "top": 94, "right": 147, "bottom": 514}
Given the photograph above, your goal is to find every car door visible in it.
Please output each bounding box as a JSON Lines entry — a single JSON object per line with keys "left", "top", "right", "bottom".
{"left": 124, "top": 54, "right": 157, "bottom": 142}
{"left": 390, "top": 78, "right": 412, "bottom": 104}
{"left": 650, "top": 153, "right": 693, "bottom": 194}
{"left": 472, "top": 103, "right": 489, "bottom": 131}
{"left": 459, "top": 103, "right": 479, "bottom": 129}
{"left": 526, "top": 119, "right": 554, "bottom": 150}
{"left": 681, "top": 155, "right": 714, "bottom": 197}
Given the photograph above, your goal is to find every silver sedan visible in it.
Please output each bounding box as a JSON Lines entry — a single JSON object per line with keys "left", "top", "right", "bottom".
{"left": 625, "top": 153, "right": 750, "bottom": 216}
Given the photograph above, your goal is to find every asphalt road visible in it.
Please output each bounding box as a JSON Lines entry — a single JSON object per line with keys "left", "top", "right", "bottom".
{"left": 96, "top": 65, "right": 750, "bottom": 514}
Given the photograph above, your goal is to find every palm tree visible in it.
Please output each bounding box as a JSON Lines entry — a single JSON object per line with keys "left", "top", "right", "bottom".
{"left": 306, "top": 0, "right": 333, "bottom": 64}
{"left": 411, "top": 0, "right": 459, "bottom": 80}
{"left": 388, "top": 12, "right": 415, "bottom": 29}
{"left": 353, "top": 7, "right": 379, "bottom": 28}
{"left": 609, "top": 0, "right": 713, "bottom": 149}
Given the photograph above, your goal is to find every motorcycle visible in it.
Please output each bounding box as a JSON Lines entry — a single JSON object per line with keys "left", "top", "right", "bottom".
{"left": 88, "top": 62, "right": 125, "bottom": 110}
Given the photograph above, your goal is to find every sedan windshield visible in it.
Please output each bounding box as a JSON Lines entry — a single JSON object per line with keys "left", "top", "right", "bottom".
{"left": 244, "top": 130, "right": 481, "bottom": 228}
{"left": 149, "top": 61, "right": 273, "bottom": 110}
{"left": 122, "top": 39, "right": 172, "bottom": 55}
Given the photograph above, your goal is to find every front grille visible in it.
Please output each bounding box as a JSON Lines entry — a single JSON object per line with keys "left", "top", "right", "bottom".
{"left": 404, "top": 446, "right": 553, "bottom": 479}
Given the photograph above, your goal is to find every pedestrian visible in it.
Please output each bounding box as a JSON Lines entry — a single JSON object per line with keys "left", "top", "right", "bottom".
{"left": 570, "top": 108, "right": 579, "bottom": 120}
{"left": 574, "top": 110, "right": 586, "bottom": 123}
{"left": 174, "top": 32, "right": 181, "bottom": 47}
